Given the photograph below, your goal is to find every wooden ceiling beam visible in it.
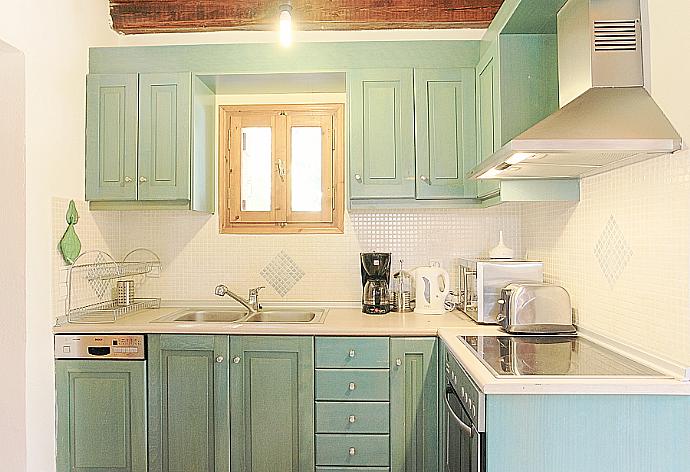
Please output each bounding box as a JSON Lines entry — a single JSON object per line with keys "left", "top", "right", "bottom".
{"left": 110, "top": 0, "right": 505, "bottom": 34}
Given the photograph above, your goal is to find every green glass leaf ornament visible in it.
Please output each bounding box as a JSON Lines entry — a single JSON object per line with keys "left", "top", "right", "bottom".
{"left": 59, "top": 200, "right": 82, "bottom": 265}
{"left": 65, "top": 200, "right": 79, "bottom": 224}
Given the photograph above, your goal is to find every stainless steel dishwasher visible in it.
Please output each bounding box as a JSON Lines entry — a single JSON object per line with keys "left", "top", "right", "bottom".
{"left": 443, "top": 349, "right": 485, "bottom": 472}
{"left": 54, "top": 334, "right": 145, "bottom": 360}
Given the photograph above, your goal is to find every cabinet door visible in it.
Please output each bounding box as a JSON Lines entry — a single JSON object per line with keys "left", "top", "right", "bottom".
{"left": 55, "top": 360, "right": 146, "bottom": 472}
{"left": 476, "top": 46, "right": 501, "bottom": 199}
{"left": 85, "top": 74, "right": 138, "bottom": 201}
{"left": 230, "top": 336, "right": 314, "bottom": 472}
{"left": 414, "top": 68, "right": 477, "bottom": 199}
{"left": 147, "top": 335, "right": 229, "bottom": 472}
{"left": 348, "top": 69, "right": 416, "bottom": 199}
{"left": 138, "top": 72, "right": 191, "bottom": 201}
{"left": 390, "top": 338, "right": 439, "bottom": 472}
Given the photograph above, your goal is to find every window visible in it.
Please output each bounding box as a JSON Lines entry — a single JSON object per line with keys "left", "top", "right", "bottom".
{"left": 219, "top": 104, "right": 344, "bottom": 233}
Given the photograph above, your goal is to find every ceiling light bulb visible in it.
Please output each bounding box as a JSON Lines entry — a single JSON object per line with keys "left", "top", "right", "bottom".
{"left": 279, "top": 5, "right": 293, "bottom": 47}
{"left": 505, "top": 153, "right": 535, "bottom": 165}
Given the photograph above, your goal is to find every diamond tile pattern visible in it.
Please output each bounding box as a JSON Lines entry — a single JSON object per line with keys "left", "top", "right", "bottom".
{"left": 260, "top": 251, "right": 305, "bottom": 297}
{"left": 594, "top": 216, "right": 633, "bottom": 286}
{"left": 594, "top": 215, "right": 632, "bottom": 287}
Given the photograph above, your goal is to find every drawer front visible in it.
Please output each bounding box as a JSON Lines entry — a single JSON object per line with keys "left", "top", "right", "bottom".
{"left": 316, "top": 402, "right": 390, "bottom": 434}
{"left": 316, "top": 468, "right": 389, "bottom": 472}
{"left": 316, "top": 434, "right": 390, "bottom": 467}
{"left": 316, "top": 369, "right": 389, "bottom": 401}
{"left": 316, "top": 337, "right": 389, "bottom": 369}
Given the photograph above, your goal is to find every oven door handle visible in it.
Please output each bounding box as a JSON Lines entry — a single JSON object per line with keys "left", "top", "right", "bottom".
{"left": 444, "top": 386, "right": 474, "bottom": 438}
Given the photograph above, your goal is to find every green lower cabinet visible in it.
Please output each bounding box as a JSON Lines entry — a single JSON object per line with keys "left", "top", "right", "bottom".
{"left": 316, "top": 468, "right": 389, "bottom": 472}
{"left": 147, "top": 335, "right": 229, "bottom": 472}
{"left": 230, "top": 336, "right": 315, "bottom": 472}
{"left": 316, "top": 402, "right": 390, "bottom": 434}
{"left": 390, "top": 338, "right": 439, "bottom": 472}
{"left": 316, "top": 369, "right": 390, "bottom": 401}
{"left": 317, "top": 434, "right": 390, "bottom": 467}
{"left": 55, "top": 360, "right": 147, "bottom": 472}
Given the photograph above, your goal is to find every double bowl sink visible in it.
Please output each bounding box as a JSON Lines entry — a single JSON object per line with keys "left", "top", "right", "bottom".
{"left": 155, "top": 307, "right": 327, "bottom": 324}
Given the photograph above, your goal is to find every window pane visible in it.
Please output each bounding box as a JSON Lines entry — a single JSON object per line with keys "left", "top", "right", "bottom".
{"left": 241, "top": 127, "right": 272, "bottom": 212}
{"left": 291, "top": 127, "right": 322, "bottom": 212}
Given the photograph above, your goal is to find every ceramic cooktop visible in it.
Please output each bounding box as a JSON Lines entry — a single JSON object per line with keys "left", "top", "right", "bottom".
{"left": 458, "top": 335, "right": 669, "bottom": 377}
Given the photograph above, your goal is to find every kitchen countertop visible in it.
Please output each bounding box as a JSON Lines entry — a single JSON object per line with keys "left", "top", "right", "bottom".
{"left": 54, "top": 302, "right": 690, "bottom": 394}
{"left": 53, "top": 304, "right": 480, "bottom": 336}
{"left": 438, "top": 328, "right": 690, "bottom": 395}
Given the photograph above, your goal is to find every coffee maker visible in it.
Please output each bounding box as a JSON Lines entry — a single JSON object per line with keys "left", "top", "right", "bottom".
{"left": 360, "top": 253, "right": 391, "bottom": 314}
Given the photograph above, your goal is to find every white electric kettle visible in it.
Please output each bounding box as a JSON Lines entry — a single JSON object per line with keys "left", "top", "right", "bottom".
{"left": 410, "top": 264, "right": 451, "bottom": 315}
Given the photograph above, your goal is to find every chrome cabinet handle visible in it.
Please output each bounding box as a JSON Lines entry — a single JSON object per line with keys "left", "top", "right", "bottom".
{"left": 348, "top": 382, "right": 356, "bottom": 391}
{"left": 348, "top": 415, "right": 357, "bottom": 423}
{"left": 348, "top": 447, "right": 356, "bottom": 456}
{"left": 348, "top": 349, "right": 356, "bottom": 358}
{"left": 233, "top": 356, "right": 241, "bottom": 364}
{"left": 420, "top": 175, "right": 431, "bottom": 185}
{"left": 444, "top": 387, "right": 473, "bottom": 437}
{"left": 215, "top": 356, "right": 224, "bottom": 363}
{"left": 354, "top": 173, "right": 362, "bottom": 182}
{"left": 395, "top": 358, "right": 402, "bottom": 366}
{"left": 139, "top": 176, "right": 148, "bottom": 183}
{"left": 124, "top": 176, "right": 133, "bottom": 183}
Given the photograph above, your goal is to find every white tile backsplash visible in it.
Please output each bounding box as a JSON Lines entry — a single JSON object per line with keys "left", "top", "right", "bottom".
{"left": 52, "top": 151, "right": 690, "bottom": 368}
{"left": 522, "top": 151, "right": 690, "bottom": 366}
{"left": 113, "top": 205, "right": 522, "bottom": 303}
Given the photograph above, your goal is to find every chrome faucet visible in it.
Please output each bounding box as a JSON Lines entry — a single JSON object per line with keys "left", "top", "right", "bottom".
{"left": 214, "top": 284, "right": 265, "bottom": 313}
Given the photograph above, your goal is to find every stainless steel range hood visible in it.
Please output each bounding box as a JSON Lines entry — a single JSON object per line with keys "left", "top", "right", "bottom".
{"left": 469, "top": 0, "right": 682, "bottom": 180}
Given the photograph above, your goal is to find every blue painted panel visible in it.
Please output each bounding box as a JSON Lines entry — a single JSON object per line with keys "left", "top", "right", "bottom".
{"left": 485, "top": 394, "right": 690, "bottom": 472}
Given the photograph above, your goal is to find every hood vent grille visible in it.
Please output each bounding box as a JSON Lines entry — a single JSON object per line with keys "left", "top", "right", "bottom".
{"left": 593, "top": 20, "right": 638, "bottom": 51}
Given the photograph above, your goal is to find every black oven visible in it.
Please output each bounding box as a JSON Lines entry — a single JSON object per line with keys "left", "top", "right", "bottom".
{"left": 443, "top": 352, "right": 485, "bottom": 472}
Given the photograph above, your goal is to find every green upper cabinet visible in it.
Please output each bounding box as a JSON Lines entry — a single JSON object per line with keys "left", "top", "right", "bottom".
{"left": 349, "top": 67, "right": 479, "bottom": 205}
{"left": 55, "top": 360, "right": 147, "bottom": 472}
{"left": 230, "top": 336, "right": 315, "bottom": 472}
{"left": 86, "top": 72, "right": 214, "bottom": 212}
{"left": 348, "top": 69, "right": 416, "bottom": 200}
{"left": 85, "top": 74, "right": 138, "bottom": 201}
{"left": 147, "top": 335, "right": 229, "bottom": 472}
{"left": 137, "top": 73, "right": 191, "bottom": 201}
{"left": 474, "top": 32, "right": 562, "bottom": 201}
{"left": 390, "top": 338, "right": 439, "bottom": 472}
{"left": 476, "top": 45, "right": 501, "bottom": 199}
{"left": 414, "top": 68, "right": 477, "bottom": 200}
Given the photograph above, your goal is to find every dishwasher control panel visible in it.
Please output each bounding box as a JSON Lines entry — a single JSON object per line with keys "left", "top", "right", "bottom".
{"left": 55, "top": 334, "right": 145, "bottom": 360}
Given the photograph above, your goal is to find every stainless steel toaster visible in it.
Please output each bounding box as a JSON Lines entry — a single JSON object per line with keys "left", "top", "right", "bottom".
{"left": 497, "top": 282, "right": 576, "bottom": 334}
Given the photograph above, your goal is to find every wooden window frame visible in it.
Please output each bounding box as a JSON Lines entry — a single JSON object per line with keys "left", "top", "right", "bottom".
{"left": 219, "top": 103, "right": 344, "bottom": 234}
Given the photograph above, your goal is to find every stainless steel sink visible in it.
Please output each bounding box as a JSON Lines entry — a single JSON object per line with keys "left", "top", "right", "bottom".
{"left": 154, "top": 307, "right": 326, "bottom": 323}
{"left": 172, "top": 310, "right": 248, "bottom": 322}
{"left": 244, "top": 310, "right": 317, "bottom": 323}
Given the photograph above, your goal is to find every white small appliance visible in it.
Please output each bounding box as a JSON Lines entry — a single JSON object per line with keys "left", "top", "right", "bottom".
{"left": 410, "top": 264, "right": 450, "bottom": 315}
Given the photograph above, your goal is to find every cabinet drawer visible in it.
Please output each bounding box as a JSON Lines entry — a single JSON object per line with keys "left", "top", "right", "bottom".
{"left": 316, "top": 369, "right": 389, "bottom": 401}
{"left": 316, "top": 337, "right": 389, "bottom": 368}
{"left": 316, "top": 468, "right": 389, "bottom": 472}
{"left": 316, "top": 402, "right": 389, "bottom": 433}
{"left": 316, "top": 434, "right": 390, "bottom": 467}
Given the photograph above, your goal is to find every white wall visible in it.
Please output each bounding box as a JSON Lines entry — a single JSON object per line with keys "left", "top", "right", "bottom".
{"left": 0, "top": 2, "right": 119, "bottom": 471}
{"left": 0, "top": 40, "right": 27, "bottom": 472}
{"left": 521, "top": 0, "right": 690, "bottom": 367}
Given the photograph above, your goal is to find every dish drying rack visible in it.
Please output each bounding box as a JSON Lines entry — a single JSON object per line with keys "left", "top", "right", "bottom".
{"left": 65, "top": 248, "right": 162, "bottom": 323}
